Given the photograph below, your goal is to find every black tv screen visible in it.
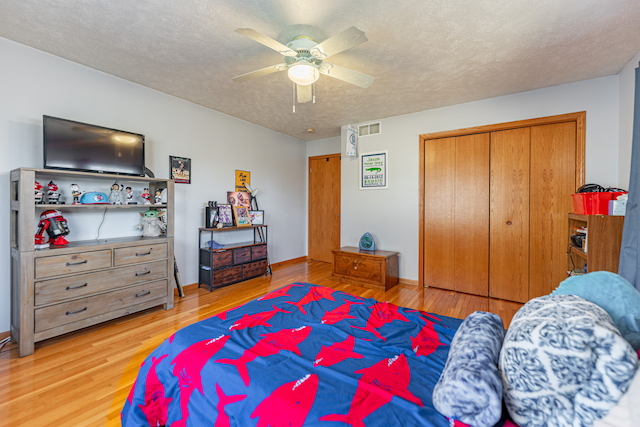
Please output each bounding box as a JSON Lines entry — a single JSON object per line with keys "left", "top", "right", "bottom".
{"left": 43, "top": 116, "right": 145, "bottom": 176}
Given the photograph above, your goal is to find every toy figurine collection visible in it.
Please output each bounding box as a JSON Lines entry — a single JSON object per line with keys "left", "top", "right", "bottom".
{"left": 33, "top": 180, "right": 168, "bottom": 249}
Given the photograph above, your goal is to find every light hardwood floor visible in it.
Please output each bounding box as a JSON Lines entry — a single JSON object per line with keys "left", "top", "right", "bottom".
{"left": 0, "top": 259, "right": 522, "bottom": 426}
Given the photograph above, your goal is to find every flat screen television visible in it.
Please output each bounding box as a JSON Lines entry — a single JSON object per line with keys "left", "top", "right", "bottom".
{"left": 43, "top": 115, "right": 145, "bottom": 176}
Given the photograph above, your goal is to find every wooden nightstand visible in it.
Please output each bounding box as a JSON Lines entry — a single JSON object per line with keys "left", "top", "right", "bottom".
{"left": 332, "top": 246, "right": 399, "bottom": 291}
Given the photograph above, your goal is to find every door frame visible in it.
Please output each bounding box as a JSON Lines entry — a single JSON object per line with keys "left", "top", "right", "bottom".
{"left": 418, "top": 111, "right": 586, "bottom": 287}
{"left": 308, "top": 153, "right": 342, "bottom": 262}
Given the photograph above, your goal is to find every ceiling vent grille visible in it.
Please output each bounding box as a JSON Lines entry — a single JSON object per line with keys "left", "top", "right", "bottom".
{"left": 358, "top": 122, "right": 381, "bottom": 137}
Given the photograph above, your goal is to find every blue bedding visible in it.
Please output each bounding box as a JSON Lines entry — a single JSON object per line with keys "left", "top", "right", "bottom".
{"left": 121, "top": 283, "right": 465, "bottom": 426}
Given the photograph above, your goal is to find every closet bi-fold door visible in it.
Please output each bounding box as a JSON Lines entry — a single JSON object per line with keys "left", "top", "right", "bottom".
{"left": 529, "top": 122, "right": 576, "bottom": 298}
{"left": 423, "top": 134, "right": 489, "bottom": 295}
{"left": 490, "top": 128, "right": 530, "bottom": 303}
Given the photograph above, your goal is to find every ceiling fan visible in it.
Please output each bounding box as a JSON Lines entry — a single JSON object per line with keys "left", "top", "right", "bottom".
{"left": 232, "top": 26, "right": 374, "bottom": 104}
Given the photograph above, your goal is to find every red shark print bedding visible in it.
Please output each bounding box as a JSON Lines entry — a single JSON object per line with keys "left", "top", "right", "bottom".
{"left": 121, "top": 283, "right": 466, "bottom": 427}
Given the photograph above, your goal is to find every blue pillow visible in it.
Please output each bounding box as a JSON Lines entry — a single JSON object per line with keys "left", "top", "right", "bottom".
{"left": 432, "top": 311, "right": 505, "bottom": 427}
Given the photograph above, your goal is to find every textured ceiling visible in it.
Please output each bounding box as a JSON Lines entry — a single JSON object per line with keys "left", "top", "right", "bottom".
{"left": 1, "top": 0, "right": 640, "bottom": 141}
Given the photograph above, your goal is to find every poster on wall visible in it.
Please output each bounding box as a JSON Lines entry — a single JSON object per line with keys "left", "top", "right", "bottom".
{"left": 359, "top": 151, "right": 388, "bottom": 190}
{"left": 235, "top": 170, "right": 251, "bottom": 192}
{"left": 170, "top": 156, "right": 191, "bottom": 184}
{"left": 346, "top": 125, "right": 358, "bottom": 157}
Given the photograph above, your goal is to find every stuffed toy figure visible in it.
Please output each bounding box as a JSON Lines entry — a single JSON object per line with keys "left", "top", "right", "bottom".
{"left": 135, "top": 210, "right": 166, "bottom": 237}
{"left": 552, "top": 271, "right": 640, "bottom": 350}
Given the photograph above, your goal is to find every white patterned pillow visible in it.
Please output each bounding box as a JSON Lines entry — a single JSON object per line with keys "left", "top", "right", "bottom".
{"left": 500, "top": 295, "right": 638, "bottom": 427}
{"left": 432, "top": 311, "right": 505, "bottom": 427}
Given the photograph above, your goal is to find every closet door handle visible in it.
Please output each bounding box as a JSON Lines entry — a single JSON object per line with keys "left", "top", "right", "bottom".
{"left": 66, "top": 260, "right": 88, "bottom": 266}
{"left": 506, "top": 221, "right": 512, "bottom": 225}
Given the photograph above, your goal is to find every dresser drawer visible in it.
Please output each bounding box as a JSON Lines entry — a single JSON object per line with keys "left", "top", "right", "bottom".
{"left": 212, "top": 251, "right": 233, "bottom": 269}
{"left": 35, "top": 280, "right": 167, "bottom": 333}
{"left": 233, "top": 247, "right": 251, "bottom": 264}
{"left": 35, "top": 250, "right": 112, "bottom": 280}
{"left": 114, "top": 243, "right": 167, "bottom": 266}
{"left": 243, "top": 260, "right": 267, "bottom": 279}
{"left": 251, "top": 244, "right": 267, "bottom": 261}
{"left": 35, "top": 260, "right": 168, "bottom": 306}
{"left": 334, "top": 253, "right": 383, "bottom": 283}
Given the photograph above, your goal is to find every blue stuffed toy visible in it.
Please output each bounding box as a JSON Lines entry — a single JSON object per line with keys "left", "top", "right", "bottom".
{"left": 552, "top": 271, "right": 640, "bottom": 350}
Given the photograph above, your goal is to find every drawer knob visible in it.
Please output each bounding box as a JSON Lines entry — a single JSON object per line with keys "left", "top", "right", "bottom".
{"left": 136, "top": 251, "right": 152, "bottom": 256}
{"left": 66, "top": 307, "right": 87, "bottom": 315}
{"left": 66, "top": 260, "right": 88, "bottom": 266}
{"left": 135, "top": 271, "right": 151, "bottom": 277}
{"left": 135, "top": 290, "right": 151, "bottom": 298}
{"left": 66, "top": 283, "right": 88, "bottom": 291}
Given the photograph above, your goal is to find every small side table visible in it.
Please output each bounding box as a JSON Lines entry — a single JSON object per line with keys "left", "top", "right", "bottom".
{"left": 332, "top": 246, "right": 399, "bottom": 291}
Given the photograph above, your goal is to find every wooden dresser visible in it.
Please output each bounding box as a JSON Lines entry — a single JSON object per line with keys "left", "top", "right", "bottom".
{"left": 332, "top": 246, "right": 399, "bottom": 291}
{"left": 10, "top": 168, "right": 175, "bottom": 357}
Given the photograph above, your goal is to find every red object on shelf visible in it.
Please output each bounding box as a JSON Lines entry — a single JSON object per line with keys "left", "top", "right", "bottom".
{"left": 572, "top": 192, "right": 627, "bottom": 215}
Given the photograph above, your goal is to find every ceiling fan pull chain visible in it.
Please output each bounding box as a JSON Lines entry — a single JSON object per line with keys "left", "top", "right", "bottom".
{"left": 292, "top": 81, "right": 296, "bottom": 113}
{"left": 313, "top": 83, "right": 316, "bottom": 104}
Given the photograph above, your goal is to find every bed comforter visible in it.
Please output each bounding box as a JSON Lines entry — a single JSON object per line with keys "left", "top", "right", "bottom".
{"left": 121, "top": 283, "right": 466, "bottom": 426}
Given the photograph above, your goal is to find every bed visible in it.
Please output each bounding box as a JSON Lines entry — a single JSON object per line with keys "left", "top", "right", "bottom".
{"left": 121, "top": 282, "right": 471, "bottom": 426}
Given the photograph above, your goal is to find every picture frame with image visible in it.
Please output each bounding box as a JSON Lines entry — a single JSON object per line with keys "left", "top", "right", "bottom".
{"left": 249, "top": 210, "right": 264, "bottom": 225}
{"left": 233, "top": 205, "right": 251, "bottom": 227}
{"left": 216, "top": 204, "right": 234, "bottom": 227}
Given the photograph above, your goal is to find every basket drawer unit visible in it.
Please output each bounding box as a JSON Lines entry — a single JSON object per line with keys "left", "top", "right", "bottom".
{"left": 35, "top": 260, "right": 168, "bottom": 306}
{"left": 212, "top": 266, "right": 243, "bottom": 287}
{"left": 34, "top": 280, "right": 168, "bottom": 333}
{"left": 251, "top": 244, "right": 267, "bottom": 261}
{"left": 212, "top": 251, "right": 233, "bottom": 269}
{"left": 114, "top": 243, "right": 167, "bottom": 266}
{"left": 233, "top": 247, "right": 251, "bottom": 264}
{"left": 244, "top": 260, "right": 267, "bottom": 279}
{"left": 35, "top": 250, "right": 112, "bottom": 279}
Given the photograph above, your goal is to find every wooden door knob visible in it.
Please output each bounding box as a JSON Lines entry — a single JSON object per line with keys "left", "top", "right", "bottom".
{"left": 506, "top": 221, "right": 512, "bottom": 225}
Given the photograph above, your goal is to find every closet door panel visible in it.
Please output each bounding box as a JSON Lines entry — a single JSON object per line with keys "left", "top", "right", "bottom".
{"left": 424, "top": 137, "right": 455, "bottom": 290}
{"left": 490, "top": 128, "right": 530, "bottom": 303}
{"left": 454, "top": 133, "right": 490, "bottom": 296}
{"left": 530, "top": 122, "right": 576, "bottom": 298}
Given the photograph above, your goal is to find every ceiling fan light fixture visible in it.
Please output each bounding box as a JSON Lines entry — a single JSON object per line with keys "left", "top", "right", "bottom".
{"left": 288, "top": 63, "right": 319, "bottom": 86}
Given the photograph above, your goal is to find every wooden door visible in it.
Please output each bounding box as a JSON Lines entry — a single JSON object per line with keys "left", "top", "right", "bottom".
{"left": 529, "top": 122, "right": 576, "bottom": 298}
{"left": 455, "top": 133, "right": 490, "bottom": 295}
{"left": 490, "top": 128, "right": 530, "bottom": 303}
{"left": 309, "top": 154, "right": 341, "bottom": 263}
{"left": 423, "top": 137, "right": 455, "bottom": 289}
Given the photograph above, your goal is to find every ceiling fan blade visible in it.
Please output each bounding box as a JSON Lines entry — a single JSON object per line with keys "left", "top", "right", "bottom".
{"left": 235, "top": 28, "right": 297, "bottom": 57}
{"left": 319, "top": 63, "right": 374, "bottom": 88}
{"left": 232, "top": 63, "right": 287, "bottom": 82}
{"left": 297, "top": 84, "right": 312, "bottom": 103}
{"left": 310, "top": 26, "right": 368, "bottom": 60}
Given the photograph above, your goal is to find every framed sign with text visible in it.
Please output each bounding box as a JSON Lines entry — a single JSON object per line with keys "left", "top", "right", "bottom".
{"left": 359, "top": 151, "right": 388, "bottom": 190}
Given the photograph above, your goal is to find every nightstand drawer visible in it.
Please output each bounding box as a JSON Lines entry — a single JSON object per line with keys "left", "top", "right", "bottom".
{"left": 35, "top": 280, "right": 167, "bottom": 333}
{"left": 114, "top": 243, "right": 167, "bottom": 265}
{"left": 35, "top": 260, "right": 167, "bottom": 306}
{"left": 35, "top": 250, "right": 112, "bottom": 279}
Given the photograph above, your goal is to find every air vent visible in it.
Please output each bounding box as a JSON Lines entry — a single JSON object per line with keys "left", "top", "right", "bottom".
{"left": 358, "top": 122, "right": 381, "bottom": 137}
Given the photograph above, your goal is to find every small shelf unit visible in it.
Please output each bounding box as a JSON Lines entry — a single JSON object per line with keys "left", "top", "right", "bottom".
{"left": 198, "top": 226, "right": 271, "bottom": 291}
{"left": 567, "top": 213, "right": 624, "bottom": 275}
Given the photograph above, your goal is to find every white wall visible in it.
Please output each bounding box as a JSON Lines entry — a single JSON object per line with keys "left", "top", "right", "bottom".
{"left": 618, "top": 48, "right": 640, "bottom": 188}
{"left": 0, "top": 37, "right": 306, "bottom": 332}
{"left": 341, "top": 76, "right": 620, "bottom": 282}
{"left": 304, "top": 137, "right": 341, "bottom": 253}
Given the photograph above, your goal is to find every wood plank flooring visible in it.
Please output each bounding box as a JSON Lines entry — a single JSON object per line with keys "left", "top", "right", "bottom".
{"left": 0, "top": 260, "right": 522, "bottom": 426}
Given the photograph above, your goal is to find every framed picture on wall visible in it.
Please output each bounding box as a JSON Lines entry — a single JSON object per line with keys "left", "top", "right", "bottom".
{"left": 359, "top": 151, "right": 388, "bottom": 190}
{"left": 217, "top": 204, "right": 234, "bottom": 227}
{"left": 170, "top": 156, "right": 191, "bottom": 184}
{"left": 249, "top": 210, "right": 264, "bottom": 225}
{"left": 227, "top": 191, "right": 250, "bottom": 207}
{"left": 233, "top": 205, "right": 251, "bottom": 227}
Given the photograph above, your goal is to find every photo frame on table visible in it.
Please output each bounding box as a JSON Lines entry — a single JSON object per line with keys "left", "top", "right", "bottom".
{"left": 216, "top": 204, "right": 234, "bottom": 227}
{"left": 170, "top": 156, "right": 191, "bottom": 184}
{"left": 233, "top": 205, "right": 251, "bottom": 227}
{"left": 249, "top": 210, "right": 264, "bottom": 225}
{"left": 227, "top": 191, "right": 250, "bottom": 207}
{"left": 205, "top": 206, "right": 218, "bottom": 228}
